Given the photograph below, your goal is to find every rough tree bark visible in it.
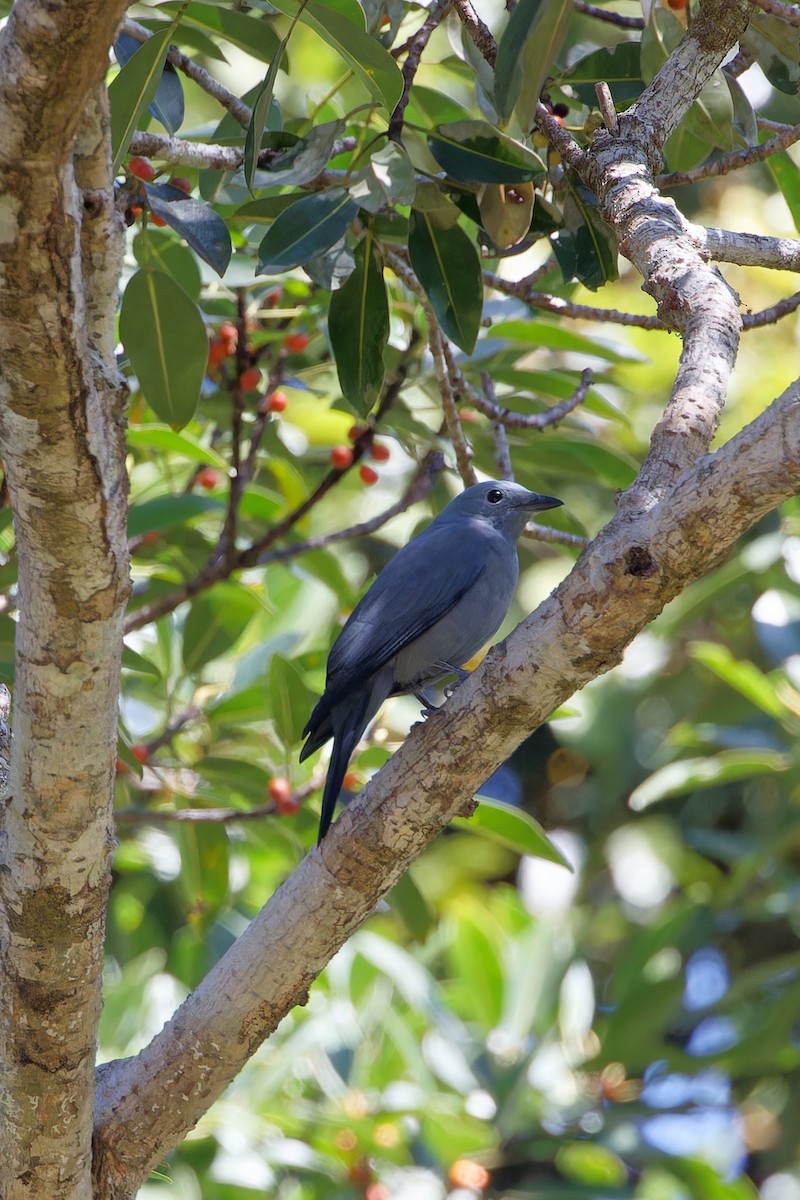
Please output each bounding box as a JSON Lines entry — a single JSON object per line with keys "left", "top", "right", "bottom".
{"left": 0, "top": 2, "right": 131, "bottom": 1198}
{"left": 2, "top": 0, "right": 798, "bottom": 1198}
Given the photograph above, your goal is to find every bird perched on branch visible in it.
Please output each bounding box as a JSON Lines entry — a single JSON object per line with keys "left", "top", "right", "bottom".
{"left": 300, "top": 479, "right": 563, "bottom": 842}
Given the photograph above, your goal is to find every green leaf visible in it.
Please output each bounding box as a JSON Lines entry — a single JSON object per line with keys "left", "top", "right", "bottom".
{"left": 269, "top": 653, "right": 313, "bottom": 747}
{"left": 768, "top": 152, "right": 800, "bottom": 233}
{"left": 426, "top": 120, "right": 545, "bottom": 183}
{"left": 267, "top": 0, "right": 403, "bottom": 113}
{"left": 143, "top": 183, "right": 232, "bottom": 277}
{"left": 349, "top": 142, "right": 417, "bottom": 213}
{"left": 406, "top": 85, "right": 473, "bottom": 126}
{"left": 256, "top": 189, "right": 359, "bottom": 274}
{"left": 114, "top": 33, "right": 185, "bottom": 134}
{"left": 494, "top": 0, "right": 573, "bottom": 129}
{"left": 244, "top": 5, "right": 302, "bottom": 194}
{"left": 488, "top": 319, "right": 642, "bottom": 362}
{"left": 110, "top": 12, "right": 183, "bottom": 173}
{"left": 162, "top": 2, "right": 283, "bottom": 63}
{"left": 629, "top": 750, "right": 791, "bottom": 811}
{"left": 133, "top": 230, "right": 202, "bottom": 300}
{"left": 122, "top": 644, "right": 162, "bottom": 679}
{"left": 559, "top": 40, "right": 644, "bottom": 107}
{"left": 408, "top": 210, "right": 482, "bottom": 353}
{"left": 127, "top": 426, "right": 229, "bottom": 470}
{"left": 385, "top": 871, "right": 436, "bottom": 942}
{"left": 742, "top": 13, "right": 800, "bottom": 95}
{"left": 329, "top": 233, "right": 388, "bottom": 412}
{"left": 119, "top": 267, "right": 207, "bottom": 428}
{"left": 453, "top": 796, "right": 573, "bottom": 867}
{"left": 689, "top": 641, "right": 791, "bottom": 720}
{"left": 127, "top": 493, "right": 222, "bottom": 538}
{"left": 182, "top": 583, "right": 263, "bottom": 673}
{"left": 554, "top": 173, "right": 618, "bottom": 291}
{"left": 251, "top": 121, "right": 342, "bottom": 190}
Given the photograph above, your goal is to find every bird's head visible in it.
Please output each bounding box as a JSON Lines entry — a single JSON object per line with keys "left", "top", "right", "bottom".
{"left": 438, "top": 480, "right": 563, "bottom": 539}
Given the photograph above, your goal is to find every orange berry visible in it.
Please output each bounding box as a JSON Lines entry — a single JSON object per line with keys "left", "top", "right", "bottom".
{"left": 268, "top": 390, "right": 288, "bottom": 413}
{"left": 343, "top": 772, "right": 360, "bottom": 791}
{"left": 219, "top": 321, "right": 238, "bottom": 343}
{"left": 239, "top": 367, "right": 261, "bottom": 392}
{"left": 449, "top": 1159, "right": 490, "bottom": 1190}
{"left": 207, "top": 337, "right": 229, "bottom": 369}
{"left": 115, "top": 758, "right": 126, "bottom": 774}
{"left": 140, "top": 531, "right": 160, "bottom": 545}
{"left": 131, "top": 744, "right": 150, "bottom": 764}
{"left": 359, "top": 464, "right": 378, "bottom": 486}
{"left": 129, "top": 156, "right": 156, "bottom": 182}
{"left": 269, "top": 777, "right": 300, "bottom": 815}
{"left": 197, "top": 467, "right": 220, "bottom": 490}
{"left": 460, "top": 409, "right": 480, "bottom": 424}
{"left": 284, "top": 331, "right": 310, "bottom": 353}
{"left": 170, "top": 176, "right": 191, "bottom": 193}
{"left": 330, "top": 445, "right": 354, "bottom": 470}
{"left": 151, "top": 214, "right": 167, "bottom": 227}
{"left": 667, "top": 0, "right": 687, "bottom": 7}
{"left": 129, "top": 204, "right": 143, "bottom": 219}
{"left": 370, "top": 441, "right": 390, "bottom": 462}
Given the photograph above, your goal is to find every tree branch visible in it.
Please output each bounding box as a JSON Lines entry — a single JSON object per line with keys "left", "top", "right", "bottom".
{"left": 93, "top": 376, "right": 800, "bottom": 1196}
{"left": 0, "top": 3, "right": 131, "bottom": 1195}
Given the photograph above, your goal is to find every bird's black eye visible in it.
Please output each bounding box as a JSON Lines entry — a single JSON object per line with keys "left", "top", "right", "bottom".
{"left": 487, "top": 489, "right": 504, "bottom": 504}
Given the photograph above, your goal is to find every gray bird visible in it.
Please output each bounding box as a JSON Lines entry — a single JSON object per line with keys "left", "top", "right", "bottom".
{"left": 301, "top": 479, "right": 563, "bottom": 842}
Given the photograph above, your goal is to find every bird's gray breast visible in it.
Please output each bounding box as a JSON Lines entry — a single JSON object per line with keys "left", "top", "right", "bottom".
{"left": 393, "top": 532, "right": 519, "bottom": 689}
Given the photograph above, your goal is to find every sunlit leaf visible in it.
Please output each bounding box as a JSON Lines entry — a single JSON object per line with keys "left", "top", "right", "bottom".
{"left": 453, "top": 796, "right": 572, "bottom": 867}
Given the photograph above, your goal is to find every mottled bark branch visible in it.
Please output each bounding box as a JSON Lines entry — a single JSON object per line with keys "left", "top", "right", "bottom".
{"left": 0, "top": 3, "right": 130, "bottom": 1198}
{"left": 93, "top": 376, "right": 800, "bottom": 1198}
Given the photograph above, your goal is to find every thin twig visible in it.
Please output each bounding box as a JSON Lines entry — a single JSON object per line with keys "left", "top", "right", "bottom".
{"left": 485, "top": 271, "right": 663, "bottom": 328}
{"left": 122, "top": 18, "right": 252, "bottom": 127}
{"left": 573, "top": 0, "right": 644, "bottom": 29}
{"left": 483, "top": 373, "right": 513, "bottom": 480}
{"left": 595, "top": 82, "right": 619, "bottom": 136}
{"left": 388, "top": 0, "right": 453, "bottom": 141}
{"left": 658, "top": 123, "right": 800, "bottom": 188}
{"left": 743, "top": 292, "right": 800, "bottom": 328}
{"left": 536, "top": 102, "right": 588, "bottom": 171}
{"left": 451, "top": 0, "right": 497, "bottom": 65}
{"left": 445, "top": 343, "right": 594, "bottom": 431}
{"left": 116, "top": 780, "right": 321, "bottom": 825}
{"left": 431, "top": 325, "right": 476, "bottom": 486}
{"left": 747, "top": 0, "right": 800, "bottom": 26}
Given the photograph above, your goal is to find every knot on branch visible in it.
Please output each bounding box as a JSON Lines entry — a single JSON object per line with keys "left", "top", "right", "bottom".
{"left": 624, "top": 545, "right": 657, "bottom": 578}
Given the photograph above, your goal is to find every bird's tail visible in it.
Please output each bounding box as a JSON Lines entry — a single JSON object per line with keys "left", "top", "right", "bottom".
{"left": 317, "top": 692, "right": 372, "bottom": 844}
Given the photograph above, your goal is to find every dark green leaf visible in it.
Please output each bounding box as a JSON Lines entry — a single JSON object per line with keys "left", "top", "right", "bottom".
{"left": 243, "top": 8, "right": 303, "bottom": 194}
{"left": 559, "top": 40, "right": 644, "bottom": 107}
{"left": 133, "top": 230, "right": 202, "bottom": 300}
{"left": 268, "top": 0, "right": 403, "bottom": 113}
{"left": 256, "top": 189, "right": 359, "bottom": 274}
{"left": 110, "top": 24, "right": 176, "bottom": 173}
{"left": 385, "top": 871, "right": 436, "bottom": 942}
{"left": 329, "top": 233, "right": 388, "bottom": 411}
{"left": 163, "top": 2, "right": 283, "bottom": 64}
{"left": 119, "top": 267, "right": 207, "bottom": 428}
{"left": 0, "top": 614, "right": 15, "bottom": 684}
{"left": 122, "top": 645, "right": 162, "bottom": 679}
{"left": 143, "top": 184, "right": 232, "bottom": 277}
{"left": 408, "top": 210, "right": 482, "bottom": 353}
{"left": 494, "top": 0, "right": 573, "bottom": 128}
{"left": 114, "top": 32, "right": 185, "bottom": 134}
{"left": 127, "top": 493, "right": 222, "bottom": 538}
{"left": 427, "top": 120, "right": 545, "bottom": 183}
{"left": 553, "top": 174, "right": 618, "bottom": 290}
{"left": 251, "top": 121, "right": 342, "bottom": 189}
{"left": 182, "top": 583, "right": 263, "bottom": 672}
{"left": 269, "top": 653, "right": 313, "bottom": 747}
{"left": 303, "top": 237, "right": 356, "bottom": 291}
{"left": 742, "top": 13, "right": 800, "bottom": 95}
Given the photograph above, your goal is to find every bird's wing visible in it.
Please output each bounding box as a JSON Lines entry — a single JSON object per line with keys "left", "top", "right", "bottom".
{"left": 323, "top": 521, "right": 488, "bottom": 705}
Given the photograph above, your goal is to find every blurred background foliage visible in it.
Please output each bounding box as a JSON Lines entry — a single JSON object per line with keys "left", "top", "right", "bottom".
{"left": 4, "top": 0, "right": 800, "bottom": 1194}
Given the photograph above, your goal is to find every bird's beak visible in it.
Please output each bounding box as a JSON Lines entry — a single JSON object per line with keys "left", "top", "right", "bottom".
{"left": 523, "top": 491, "right": 563, "bottom": 512}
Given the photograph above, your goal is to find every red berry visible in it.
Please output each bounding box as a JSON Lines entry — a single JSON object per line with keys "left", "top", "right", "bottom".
{"left": 370, "top": 442, "right": 390, "bottom": 462}
{"left": 460, "top": 409, "right": 480, "bottom": 424}
{"left": 115, "top": 758, "right": 126, "bottom": 774}
{"left": 129, "top": 156, "right": 156, "bottom": 182}
{"left": 131, "top": 744, "right": 150, "bottom": 764}
{"left": 284, "top": 331, "right": 310, "bottom": 353}
{"left": 239, "top": 367, "right": 261, "bottom": 392}
{"left": 359, "top": 465, "right": 379, "bottom": 486}
{"left": 129, "top": 204, "right": 143, "bottom": 219}
{"left": 219, "top": 321, "right": 238, "bottom": 343}
{"left": 268, "top": 390, "right": 288, "bottom": 413}
{"left": 140, "top": 531, "right": 160, "bottom": 546}
{"left": 348, "top": 424, "right": 367, "bottom": 443}
{"left": 667, "top": 0, "right": 687, "bottom": 7}
{"left": 330, "top": 445, "right": 354, "bottom": 470}
{"left": 170, "top": 176, "right": 191, "bottom": 193}
{"left": 197, "top": 467, "right": 220, "bottom": 490}
{"left": 151, "top": 214, "right": 167, "bottom": 227}
{"left": 269, "top": 777, "right": 300, "bottom": 815}
{"left": 207, "top": 337, "right": 229, "bottom": 369}
{"left": 343, "top": 772, "right": 360, "bottom": 791}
